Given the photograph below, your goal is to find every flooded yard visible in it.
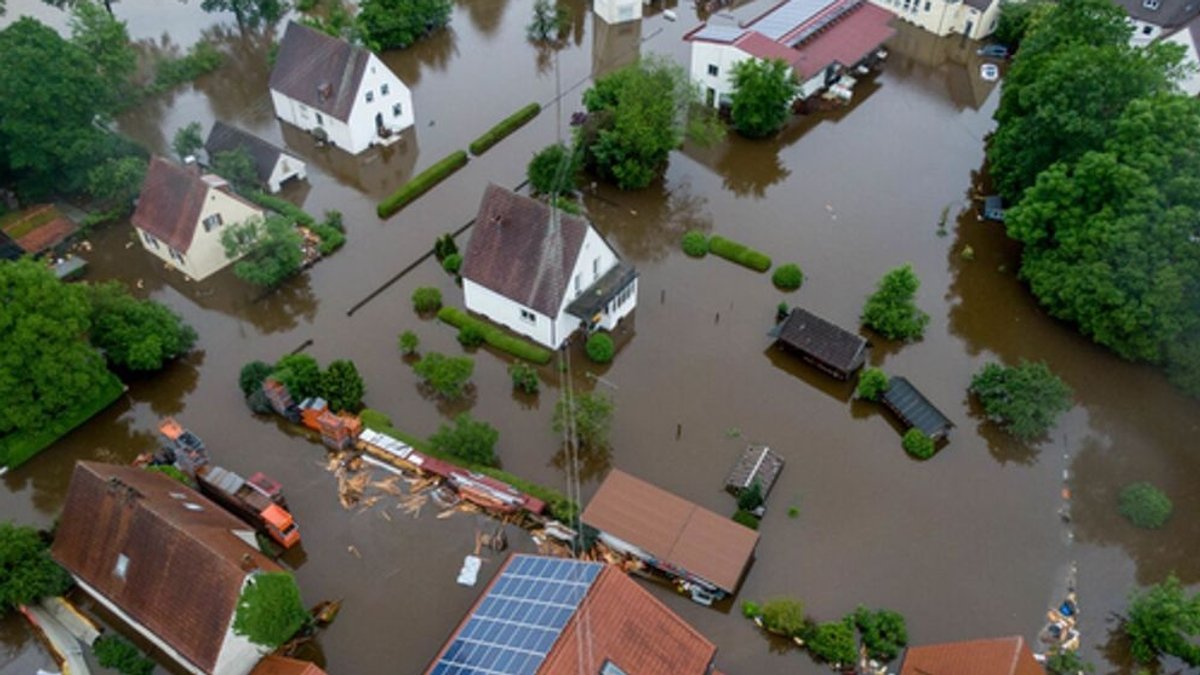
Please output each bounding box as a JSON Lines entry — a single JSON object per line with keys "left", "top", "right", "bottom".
{"left": 3, "top": 0, "right": 1198, "bottom": 673}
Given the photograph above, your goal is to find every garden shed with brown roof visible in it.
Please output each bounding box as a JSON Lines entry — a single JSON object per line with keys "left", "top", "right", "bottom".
{"left": 899, "top": 636, "right": 1044, "bottom": 675}
{"left": 770, "top": 307, "right": 869, "bottom": 380}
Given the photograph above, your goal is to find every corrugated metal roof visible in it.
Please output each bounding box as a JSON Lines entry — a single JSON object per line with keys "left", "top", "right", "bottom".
{"left": 204, "top": 465, "right": 246, "bottom": 496}
{"left": 882, "top": 377, "right": 953, "bottom": 438}
{"left": 690, "top": 23, "right": 746, "bottom": 42}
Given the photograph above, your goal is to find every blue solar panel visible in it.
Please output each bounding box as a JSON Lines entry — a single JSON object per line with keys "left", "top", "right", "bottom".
{"left": 432, "top": 555, "right": 603, "bottom": 674}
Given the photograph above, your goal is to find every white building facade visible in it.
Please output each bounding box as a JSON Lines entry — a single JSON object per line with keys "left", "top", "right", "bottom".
{"left": 867, "top": 0, "right": 999, "bottom": 40}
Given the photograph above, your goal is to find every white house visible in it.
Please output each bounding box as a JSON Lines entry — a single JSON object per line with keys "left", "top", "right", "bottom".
{"left": 268, "top": 21, "right": 415, "bottom": 155}
{"left": 461, "top": 184, "right": 638, "bottom": 350}
{"left": 204, "top": 121, "right": 306, "bottom": 193}
{"left": 52, "top": 462, "right": 286, "bottom": 675}
{"left": 685, "top": 0, "right": 897, "bottom": 108}
{"left": 1164, "top": 16, "right": 1200, "bottom": 94}
{"left": 867, "top": 0, "right": 1000, "bottom": 41}
{"left": 1117, "top": 0, "right": 1200, "bottom": 46}
{"left": 132, "top": 157, "right": 265, "bottom": 281}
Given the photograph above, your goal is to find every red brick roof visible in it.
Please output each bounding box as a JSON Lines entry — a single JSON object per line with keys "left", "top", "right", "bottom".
{"left": 0, "top": 204, "right": 79, "bottom": 254}
{"left": 131, "top": 157, "right": 211, "bottom": 253}
{"left": 51, "top": 462, "right": 282, "bottom": 674}
{"left": 899, "top": 636, "right": 1045, "bottom": 675}
{"left": 251, "top": 655, "right": 327, "bottom": 675}
{"left": 539, "top": 565, "right": 717, "bottom": 674}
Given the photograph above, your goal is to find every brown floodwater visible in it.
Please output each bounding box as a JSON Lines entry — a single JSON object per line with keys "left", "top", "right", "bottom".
{"left": 3, "top": 0, "right": 1199, "bottom": 673}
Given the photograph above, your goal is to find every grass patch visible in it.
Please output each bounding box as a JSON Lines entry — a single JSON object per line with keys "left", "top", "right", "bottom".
{"left": 246, "top": 191, "right": 316, "bottom": 227}
{"left": 0, "top": 373, "right": 124, "bottom": 469}
{"left": 732, "top": 509, "right": 760, "bottom": 530}
{"left": 359, "top": 408, "right": 577, "bottom": 521}
{"left": 378, "top": 151, "right": 469, "bottom": 218}
{"left": 437, "top": 307, "right": 553, "bottom": 364}
{"left": 0, "top": 206, "right": 59, "bottom": 240}
{"left": 469, "top": 103, "right": 541, "bottom": 156}
{"left": 708, "top": 235, "right": 772, "bottom": 272}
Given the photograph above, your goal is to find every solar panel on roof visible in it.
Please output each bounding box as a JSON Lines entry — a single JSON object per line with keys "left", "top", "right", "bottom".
{"left": 431, "top": 555, "right": 603, "bottom": 675}
{"left": 751, "top": 0, "right": 834, "bottom": 39}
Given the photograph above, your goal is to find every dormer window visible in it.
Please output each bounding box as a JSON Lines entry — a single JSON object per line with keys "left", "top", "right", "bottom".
{"left": 1144, "top": 0, "right": 1159, "bottom": 9}
{"left": 114, "top": 553, "right": 129, "bottom": 579}
{"left": 381, "top": 83, "right": 390, "bottom": 96}
{"left": 366, "top": 91, "right": 374, "bottom": 103}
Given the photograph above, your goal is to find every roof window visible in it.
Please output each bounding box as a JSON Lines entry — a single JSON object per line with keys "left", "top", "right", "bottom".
{"left": 1143, "top": 0, "right": 1160, "bottom": 9}
{"left": 183, "top": 502, "right": 204, "bottom": 512}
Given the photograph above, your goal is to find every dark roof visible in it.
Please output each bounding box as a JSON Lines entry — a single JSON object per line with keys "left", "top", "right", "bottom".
{"left": 0, "top": 230, "right": 24, "bottom": 261}
{"left": 0, "top": 204, "right": 80, "bottom": 254}
{"left": 881, "top": 376, "right": 954, "bottom": 438}
{"left": 52, "top": 462, "right": 282, "bottom": 674}
{"left": 582, "top": 469, "right": 759, "bottom": 594}
{"left": 1117, "top": 0, "right": 1199, "bottom": 26}
{"left": 269, "top": 21, "right": 371, "bottom": 123}
{"left": 205, "top": 121, "right": 286, "bottom": 185}
{"left": 963, "top": 0, "right": 994, "bottom": 11}
{"left": 462, "top": 184, "right": 589, "bottom": 317}
{"left": 131, "top": 157, "right": 211, "bottom": 253}
{"left": 772, "top": 308, "right": 869, "bottom": 373}
{"left": 899, "top": 636, "right": 1043, "bottom": 675}
{"left": 565, "top": 260, "right": 638, "bottom": 320}
{"left": 725, "top": 445, "right": 785, "bottom": 496}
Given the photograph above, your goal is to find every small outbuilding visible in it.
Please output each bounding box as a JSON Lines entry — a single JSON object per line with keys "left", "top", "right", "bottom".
{"left": 725, "top": 445, "right": 784, "bottom": 500}
{"left": 770, "top": 307, "right": 870, "bottom": 380}
{"left": 983, "top": 195, "right": 1005, "bottom": 222}
{"left": 899, "top": 636, "right": 1042, "bottom": 675}
{"left": 204, "top": 121, "right": 306, "bottom": 194}
{"left": 0, "top": 204, "right": 80, "bottom": 257}
{"left": 881, "top": 376, "right": 954, "bottom": 440}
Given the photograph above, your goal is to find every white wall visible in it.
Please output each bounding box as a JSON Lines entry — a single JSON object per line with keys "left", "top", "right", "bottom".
{"left": 211, "top": 575, "right": 271, "bottom": 675}
{"left": 1131, "top": 18, "right": 1163, "bottom": 45}
{"left": 595, "top": 0, "right": 642, "bottom": 24}
{"left": 270, "top": 90, "right": 356, "bottom": 151}
{"left": 689, "top": 41, "right": 751, "bottom": 108}
{"left": 1165, "top": 29, "right": 1200, "bottom": 94}
{"left": 345, "top": 53, "right": 416, "bottom": 153}
{"left": 266, "top": 154, "right": 307, "bottom": 193}
{"left": 463, "top": 280, "right": 559, "bottom": 348}
{"left": 868, "top": 0, "right": 999, "bottom": 38}
{"left": 135, "top": 188, "right": 263, "bottom": 281}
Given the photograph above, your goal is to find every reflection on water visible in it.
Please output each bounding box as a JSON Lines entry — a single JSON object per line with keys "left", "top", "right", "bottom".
{"left": 585, "top": 178, "right": 713, "bottom": 262}
{"left": 279, "top": 123, "right": 421, "bottom": 200}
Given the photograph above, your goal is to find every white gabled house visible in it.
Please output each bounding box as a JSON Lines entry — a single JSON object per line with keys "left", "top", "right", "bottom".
{"left": 461, "top": 184, "right": 638, "bottom": 350}
{"left": 132, "top": 156, "right": 265, "bottom": 281}
{"left": 204, "top": 121, "right": 306, "bottom": 194}
{"left": 268, "top": 21, "right": 415, "bottom": 155}
{"left": 1117, "top": 0, "right": 1200, "bottom": 45}
{"left": 1164, "top": 15, "right": 1200, "bottom": 94}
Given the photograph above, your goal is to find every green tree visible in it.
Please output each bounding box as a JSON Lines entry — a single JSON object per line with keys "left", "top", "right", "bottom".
{"left": 1118, "top": 482, "right": 1173, "bottom": 529}
{"left": 272, "top": 353, "right": 322, "bottom": 400}
{"left": 69, "top": 1, "right": 135, "bottom": 98}
{"left": 1045, "top": 649, "right": 1094, "bottom": 675}
{"left": 1125, "top": 575, "right": 1200, "bottom": 667}
{"left": 552, "top": 391, "right": 614, "bottom": 450}
{"left": 172, "top": 122, "right": 204, "bottom": 161}
{"left": 578, "top": 56, "right": 723, "bottom": 190}
{"left": 232, "top": 572, "right": 309, "bottom": 649}
{"left": 852, "top": 606, "right": 908, "bottom": 662}
{"left": 321, "top": 359, "right": 365, "bottom": 413}
{"left": 861, "top": 264, "right": 929, "bottom": 340}
{"left": 585, "top": 333, "right": 614, "bottom": 364}
{"left": 93, "top": 635, "right": 154, "bottom": 675}
{"left": 398, "top": 330, "right": 419, "bottom": 355}
{"left": 200, "top": 0, "right": 286, "bottom": 29}
{"left": 86, "top": 281, "right": 197, "bottom": 371}
{"left": 729, "top": 58, "right": 797, "bottom": 139}
{"left": 412, "top": 287, "right": 442, "bottom": 314}
{"left": 808, "top": 620, "right": 858, "bottom": 665}
{"left": 221, "top": 215, "right": 304, "bottom": 288}
{"left": 0, "top": 260, "right": 112, "bottom": 442}
{"left": 430, "top": 413, "right": 499, "bottom": 466}
{"left": 526, "top": 0, "right": 569, "bottom": 44}
{"left": 528, "top": 143, "right": 581, "bottom": 195}
{"left": 508, "top": 362, "right": 539, "bottom": 394}
{"left": 992, "top": 0, "right": 1052, "bottom": 48}
{"left": 211, "top": 147, "right": 259, "bottom": 193}
{"left": 412, "top": 352, "right": 474, "bottom": 400}
{"left": 902, "top": 428, "right": 935, "bottom": 459}
{"left": 239, "top": 360, "right": 274, "bottom": 397}
{"left": 737, "top": 480, "right": 764, "bottom": 512}
{"left": 856, "top": 367, "right": 889, "bottom": 401}
{"left": 970, "top": 361, "right": 1072, "bottom": 440}
{"left": 760, "top": 598, "right": 805, "bottom": 636}
{"left": 86, "top": 156, "right": 146, "bottom": 214}
{"left": 357, "top": 0, "right": 452, "bottom": 51}
{"left": 0, "top": 522, "right": 71, "bottom": 613}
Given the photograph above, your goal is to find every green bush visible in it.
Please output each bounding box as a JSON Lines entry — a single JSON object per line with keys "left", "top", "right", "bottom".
{"left": 437, "top": 307, "right": 553, "bottom": 364}
{"left": 469, "top": 103, "right": 541, "bottom": 155}
{"left": 861, "top": 263, "right": 929, "bottom": 340}
{"left": 708, "top": 235, "right": 772, "bottom": 272}
{"left": 681, "top": 231, "right": 709, "bottom": 257}
{"left": 232, "top": 572, "right": 309, "bottom": 648}
{"left": 737, "top": 480, "right": 764, "bottom": 512}
{"left": 742, "top": 600, "right": 762, "bottom": 619}
{"left": 312, "top": 223, "right": 345, "bottom": 255}
{"left": 430, "top": 413, "right": 499, "bottom": 466}
{"left": 457, "top": 324, "right": 486, "bottom": 348}
{"left": 245, "top": 191, "right": 316, "bottom": 226}
{"left": 442, "top": 253, "right": 463, "bottom": 275}
{"left": 398, "top": 330, "right": 419, "bottom": 355}
{"left": 760, "top": 598, "right": 805, "bottom": 636}
{"left": 856, "top": 367, "right": 889, "bottom": 401}
{"left": 970, "top": 361, "right": 1073, "bottom": 440}
{"left": 378, "top": 151, "right": 469, "bottom": 218}
{"left": 412, "top": 352, "right": 474, "bottom": 400}
{"left": 94, "top": 635, "right": 154, "bottom": 675}
{"left": 151, "top": 41, "right": 222, "bottom": 93}
{"left": 323, "top": 210, "right": 345, "bottom": 232}
{"left": 412, "top": 287, "right": 443, "bottom": 314}
{"left": 808, "top": 620, "right": 858, "bottom": 665}
{"left": 1046, "top": 649, "right": 1095, "bottom": 675}
{"left": 0, "top": 373, "right": 124, "bottom": 470}
{"left": 902, "top": 428, "right": 935, "bottom": 459}
{"left": 852, "top": 606, "right": 908, "bottom": 662}
{"left": 528, "top": 142, "right": 581, "bottom": 195}
{"left": 772, "top": 263, "right": 803, "bottom": 290}
{"left": 732, "top": 509, "right": 760, "bottom": 530}
{"left": 239, "top": 360, "right": 274, "bottom": 397}
{"left": 585, "top": 332, "right": 615, "bottom": 364}
{"left": 0, "top": 523, "right": 72, "bottom": 611}
{"left": 433, "top": 233, "right": 458, "bottom": 261}
{"left": 1119, "top": 482, "right": 1173, "bottom": 529}
{"left": 509, "top": 362, "right": 539, "bottom": 394}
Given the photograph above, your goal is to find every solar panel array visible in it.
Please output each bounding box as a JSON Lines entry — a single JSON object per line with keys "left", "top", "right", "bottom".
{"left": 752, "top": 0, "right": 834, "bottom": 40}
{"left": 430, "top": 556, "right": 603, "bottom": 675}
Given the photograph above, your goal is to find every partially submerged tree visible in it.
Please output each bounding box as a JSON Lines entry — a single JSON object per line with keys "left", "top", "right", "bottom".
{"left": 526, "top": 0, "right": 569, "bottom": 44}
{"left": 760, "top": 598, "right": 805, "bottom": 636}
{"left": 807, "top": 620, "right": 858, "bottom": 665}
{"left": 87, "top": 281, "right": 198, "bottom": 371}
{"left": 221, "top": 215, "right": 304, "bottom": 288}
{"left": 969, "top": 361, "right": 1072, "bottom": 440}
{"left": 861, "top": 264, "right": 929, "bottom": 341}
{"left": 430, "top": 413, "right": 499, "bottom": 466}
{"left": 1124, "top": 575, "right": 1200, "bottom": 667}
{"left": 239, "top": 360, "right": 274, "bottom": 397}
{"left": 272, "top": 353, "right": 322, "bottom": 400}
{"left": 552, "top": 391, "right": 614, "bottom": 450}
{"left": 200, "top": 0, "right": 286, "bottom": 30}
{"left": 356, "top": 0, "right": 452, "bottom": 51}
{"left": 852, "top": 606, "right": 908, "bottom": 662}
{"left": 173, "top": 122, "right": 204, "bottom": 161}
{"left": 232, "top": 572, "right": 309, "bottom": 649}
{"left": 0, "top": 522, "right": 71, "bottom": 613}
{"left": 730, "top": 58, "right": 797, "bottom": 138}
{"left": 413, "top": 352, "right": 474, "bottom": 400}
{"left": 211, "top": 147, "right": 259, "bottom": 193}
{"left": 528, "top": 143, "right": 581, "bottom": 195}
{"left": 856, "top": 367, "right": 890, "bottom": 401}
{"left": 86, "top": 156, "right": 146, "bottom": 215}
{"left": 321, "top": 359, "right": 365, "bottom": 413}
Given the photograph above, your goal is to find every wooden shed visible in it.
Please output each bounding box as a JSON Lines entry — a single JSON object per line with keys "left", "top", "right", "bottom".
{"left": 881, "top": 376, "right": 954, "bottom": 440}
{"left": 770, "top": 308, "right": 869, "bottom": 380}
{"left": 725, "top": 445, "right": 784, "bottom": 499}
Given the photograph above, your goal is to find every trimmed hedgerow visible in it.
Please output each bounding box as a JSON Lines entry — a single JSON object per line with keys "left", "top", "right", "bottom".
{"left": 378, "top": 151, "right": 469, "bottom": 218}
{"left": 457, "top": 324, "right": 486, "bottom": 348}
{"left": 708, "top": 235, "right": 772, "bottom": 272}
{"left": 437, "top": 307, "right": 553, "bottom": 364}
{"left": 772, "top": 263, "right": 803, "bottom": 290}
{"left": 585, "top": 333, "right": 615, "bottom": 364}
{"left": 246, "top": 191, "right": 316, "bottom": 227}
{"left": 681, "top": 231, "right": 709, "bottom": 257}
{"left": 469, "top": 103, "right": 541, "bottom": 156}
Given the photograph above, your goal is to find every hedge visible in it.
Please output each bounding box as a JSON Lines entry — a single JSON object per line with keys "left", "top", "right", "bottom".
{"left": 377, "top": 151, "right": 469, "bottom": 218}
{"left": 0, "top": 373, "right": 124, "bottom": 469}
{"left": 469, "top": 103, "right": 541, "bottom": 156}
{"left": 708, "top": 235, "right": 772, "bottom": 272}
{"left": 437, "top": 307, "right": 553, "bottom": 364}
{"left": 246, "top": 191, "right": 316, "bottom": 227}
{"left": 359, "top": 408, "right": 577, "bottom": 521}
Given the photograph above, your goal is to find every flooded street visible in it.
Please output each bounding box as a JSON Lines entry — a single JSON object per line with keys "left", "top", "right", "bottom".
{"left": 3, "top": 0, "right": 1199, "bottom": 672}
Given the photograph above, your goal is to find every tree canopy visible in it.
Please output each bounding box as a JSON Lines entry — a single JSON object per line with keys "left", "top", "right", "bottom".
{"left": 321, "top": 359, "right": 365, "bottom": 413}
{"left": 413, "top": 352, "right": 474, "bottom": 400}
{"left": 730, "top": 58, "right": 797, "bottom": 139}
{"left": 528, "top": 143, "right": 581, "bottom": 195}
{"left": 430, "top": 413, "right": 499, "bottom": 466}
{"left": 221, "top": 215, "right": 304, "bottom": 288}
{"left": 69, "top": 1, "right": 135, "bottom": 99}
{"left": 861, "top": 264, "right": 929, "bottom": 341}
{"left": 200, "top": 0, "right": 286, "bottom": 29}
{"left": 1125, "top": 575, "right": 1200, "bottom": 667}
{"left": 970, "top": 361, "right": 1072, "bottom": 440}
{"left": 272, "top": 353, "right": 322, "bottom": 400}
{"left": 87, "top": 281, "right": 198, "bottom": 371}
{"left": 232, "top": 572, "right": 309, "bottom": 648}
{"left": 552, "top": 391, "right": 614, "bottom": 450}
{"left": 0, "top": 522, "right": 71, "bottom": 613}
{"left": 211, "top": 147, "right": 259, "bottom": 193}
{"left": 357, "top": 0, "right": 452, "bottom": 52}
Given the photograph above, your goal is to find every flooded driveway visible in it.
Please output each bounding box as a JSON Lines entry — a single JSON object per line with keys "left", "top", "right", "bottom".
{"left": 2, "top": 0, "right": 1198, "bottom": 672}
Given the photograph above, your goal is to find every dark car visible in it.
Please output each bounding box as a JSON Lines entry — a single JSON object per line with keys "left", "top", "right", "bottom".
{"left": 977, "top": 44, "right": 1010, "bottom": 59}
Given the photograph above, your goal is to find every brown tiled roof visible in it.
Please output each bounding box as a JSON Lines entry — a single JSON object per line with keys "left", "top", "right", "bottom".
{"left": 0, "top": 204, "right": 79, "bottom": 254}
{"left": 131, "top": 157, "right": 210, "bottom": 253}
{"left": 788, "top": 2, "right": 896, "bottom": 79}
{"left": 269, "top": 21, "right": 370, "bottom": 123}
{"left": 251, "top": 655, "right": 327, "bottom": 675}
{"left": 540, "top": 565, "right": 717, "bottom": 675}
{"left": 461, "top": 184, "right": 589, "bottom": 317}
{"left": 52, "top": 462, "right": 281, "bottom": 674}
{"left": 205, "top": 121, "right": 285, "bottom": 186}
{"left": 774, "top": 307, "right": 868, "bottom": 374}
{"left": 899, "top": 636, "right": 1045, "bottom": 675}
{"left": 582, "top": 469, "right": 759, "bottom": 594}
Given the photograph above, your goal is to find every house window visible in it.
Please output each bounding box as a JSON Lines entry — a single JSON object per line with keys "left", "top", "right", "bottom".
{"left": 1143, "top": 0, "right": 1159, "bottom": 9}
{"left": 520, "top": 309, "right": 536, "bottom": 324}
{"left": 574, "top": 274, "right": 581, "bottom": 295}
{"left": 315, "top": 112, "right": 324, "bottom": 126}
{"left": 593, "top": 257, "right": 599, "bottom": 280}
{"left": 366, "top": 91, "right": 374, "bottom": 103}
{"left": 600, "top": 660, "right": 628, "bottom": 675}
{"left": 142, "top": 231, "right": 159, "bottom": 249}
{"left": 114, "top": 554, "right": 129, "bottom": 580}
{"left": 202, "top": 213, "right": 222, "bottom": 232}
{"left": 707, "top": 64, "right": 719, "bottom": 76}
{"left": 924, "top": 1, "right": 930, "bottom": 9}
{"left": 169, "top": 248, "right": 185, "bottom": 264}
{"left": 393, "top": 103, "right": 404, "bottom": 118}
{"left": 381, "top": 83, "right": 390, "bottom": 96}
{"left": 1143, "top": 24, "right": 1154, "bottom": 34}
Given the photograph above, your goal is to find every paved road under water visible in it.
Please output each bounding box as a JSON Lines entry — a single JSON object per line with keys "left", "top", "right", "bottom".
{"left": 3, "top": 1, "right": 1199, "bottom": 673}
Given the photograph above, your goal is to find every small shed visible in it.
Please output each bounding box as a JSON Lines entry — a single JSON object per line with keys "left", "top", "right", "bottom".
{"left": 0, "top": 205, "right": 80, "bottom": 257}
{"left": 881, "top": 376, "right": 954, "bottom": 440}
{"left": 205, "top": 121, "right": 306, "bottom": 193}
{"left": 725, "top": 445, "right": 784, "bottom": 499}
{"left": 770, "top": 307, "right": 869, "bottom": 380}
{"left": 983, "top": 195, "right": 1005, "bottom": 222}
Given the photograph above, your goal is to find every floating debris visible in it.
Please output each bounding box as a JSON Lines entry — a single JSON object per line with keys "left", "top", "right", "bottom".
{"left": 457, "top": 555, "right": 482, "bottom": 586}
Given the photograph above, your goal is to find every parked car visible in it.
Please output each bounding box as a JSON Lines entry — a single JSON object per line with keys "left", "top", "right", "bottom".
{"left": 977, "top": 44, "right": 1010, "bottom": 59}
{"left": 981, "top": 63, "right": 1000, "bottom": 81}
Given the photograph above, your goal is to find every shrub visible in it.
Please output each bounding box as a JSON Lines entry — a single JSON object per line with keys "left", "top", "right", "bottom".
{"left": 708, "top": 235, "right": 772, "bottom": 272}
{"left": 412, "top": 287, "right": 443, "bottom": 314}
{"left": 457, "top": 324, "right": 485, "bottom": 348}
{"left": 681, "top": 231, "right": 709, "bottom": 257}
{"left": 470, "top": 103, "right": 541, "bottom": 155}
{"left": 552, "top": 196, "right": 582, "bottom": 215}
{"left": 1046, "top": 649, "right": 1095, "bottom": 675}
{"left": 245, "top": 191, "right": 316, "bottom": 227}
{"left": 413, "top": 352, "right": 474, "bottom": 400}
{"left": 312, "top": 223, "right": 345, "bottom": 256}
{"left": 861, "top": 263, "right": 929, "bottom": 340}
{"left": 442, "top": 253, "right": 463, "bottom": 275}
{"left": 760, "top": 598, "right": 805, "bottom": 636}
{"left": 552, "top": 391, "right": 614, "bottom": 450}
{"left": 0, "top": 523, "right": 71, "bottom": 611}
{"left": 430, "top": 413, "right": 500, "bottom": 466}
{"left": 856, "top": 367, "right": 889, "bottom": 401}
{"left": 1118, "top": 482, "right": 1173, "bottom": 529}
{"left": 323, "top": 210, "right": 345, "bottom": 232}
{"left": 398, "top": 330, "right": 419, "bottom": 355}
{"left": 902, "top": 428, "right": 935, "bottom": 459}
{"left": 509, "top": 362, "right": 539, "bottom": 394}
{"left": 732, "top": 509, "right": 760, "bottom": 530}
{"left": 585, "top": 332, "right": 615, "bottom": 364}
{"left": 528, "top": 143, "right": 582, "bottom": 195}
{"left": 852, "top": 607, "right": 908, "bottom": 662}
{"left": 437, "top": 307, "right": 553, "bottom": 364}
{"left": 232, "top": 572, "right": 309, "bottom": 648}
{"left": 239, "top": 361, "right": 274, "bottom": 397}
{"left": 320, "top": 359, "right": 365, "bottom": 413}
{"left": 94, "top": 635, "right": 154, "bottom": 675}
{"left": 742, "top": 600, "right": 762, "bottom": 619}
{"left": 151, "top": 41, "right": 222, "bottom": 93}
{"left": 808, "top": 620, "right": 858, "bottom": 665}
{"left": 146, "top": 464, "right": 191, "bottom": 486}
{"left": 433, "top": 233, "right": 458, "bottom": 261}
{"left": 970, "top": 360, "right": 1073, "bottom": 440}
{"left": 272, "top": 353, "right": 322, "bottom": 400}
{"left": 737, "top": 480, "right": 764, "bottom": 512}
{"left": 377, "top": 151, "right": 469, "bottom": 218}
{"left": 772, "top": 263, "right": 804, "bottom": 290}
{"left": 787, "top": 506, "right": 800, "bottom": 518}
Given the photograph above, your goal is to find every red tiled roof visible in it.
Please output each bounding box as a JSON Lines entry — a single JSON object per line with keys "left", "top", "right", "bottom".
{"left": 734, "top": 31, "right": 801, "bottom": 63}
{"left": 0, "top": 204, "right": 79, "bottom": 254}
{"left": 52, "top": 462, "right": 282, "bottom": 674}
{"left": 539, "top": 565, "right": 717, "bottom": 675}
{"left": 788, "top": 3, "right": 896, "bottom": 78}
{"left": 251, "top": 655, "right": 327, "bottom": 675}
{"left": 899, "top": 636, "right": 1045, "bottom": 675}
{"left": 131, "top": 157, "right": 210, "bottom": 253}
{"left": 582, "top": 469, "right": 759, "bottom": 594}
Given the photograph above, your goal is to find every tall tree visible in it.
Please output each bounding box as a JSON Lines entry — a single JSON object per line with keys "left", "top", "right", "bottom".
{"left": 526, "top": 0, "right": 569, "bottom": 44}
{"left": 729, "top": 58, "right": 797, "bottom": 139}
{"left": 211, "top": 147, "right": 259, "bottom": 193}
{"left": 1125, "top": 575, "right": 1200, "bottom": 667}
{"left": 200, "top": 0, "right": 285, "bottom": 29}
{"left": 172, "top": 122, "right": 204, "bottom": 161}
{"left": 232, "top": 572, "right": 309, "bottom": 648}
{"left": 86, "top": 156, "right": 146, "bottom": 214}
{"left": 356, "top": 0, "right": 452, "bottom": 52}
{"left": 0, "top": 522, "right": 71, "bottom": 613}
{"left": 221, "top": 215, "right": 304, "bottom": 288}
{"left": 69, "top": 1, "right": 135, "bottom": 99}
{"left": 320, "top": 359, "right": 365, "bottom": 413}
{"left": 86, "top": 281, "right": 198, "bottom": 372}
{"left": 429, "top": 413, "right": 499, "bottom": 466}
{"left": 861, "top": 264, "right": 929, "bottom": 341}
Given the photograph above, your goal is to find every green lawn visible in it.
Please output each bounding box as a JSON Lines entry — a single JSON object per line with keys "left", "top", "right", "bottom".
{"left": 0, "top": 373, "right": 125, "bottom": 469}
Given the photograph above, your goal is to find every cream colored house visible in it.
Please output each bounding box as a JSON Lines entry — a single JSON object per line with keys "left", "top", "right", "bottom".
{"left": 132, "top": 156, "right": 265, "bottom": 281}
{"left": 867, "top": 0, "right": 1000, "bottom": 40}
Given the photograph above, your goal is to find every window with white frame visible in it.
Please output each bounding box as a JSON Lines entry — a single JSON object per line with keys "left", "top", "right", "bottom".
{"left": 393, "top": 103, "right": 403, "bottom": 118}
{"left": 366, "top": 90, "right": 374, "bottom": 103}
{"left": 520, "top": 309, "right": 536, "bottom": 324}
{"left": 143, "top": 231, "right": 159, "bottom": 249}
{"left": 202, "top": 213, "right": 222, "bottom": 232}
{"left": 1143, "top": 0, "right": 1159, "bottom": 9}
{"left": 169, "top": 248, "right": 185, "bottom": 264}
{"left": 381, "top": 83, "right": 390, "bottom": 96}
